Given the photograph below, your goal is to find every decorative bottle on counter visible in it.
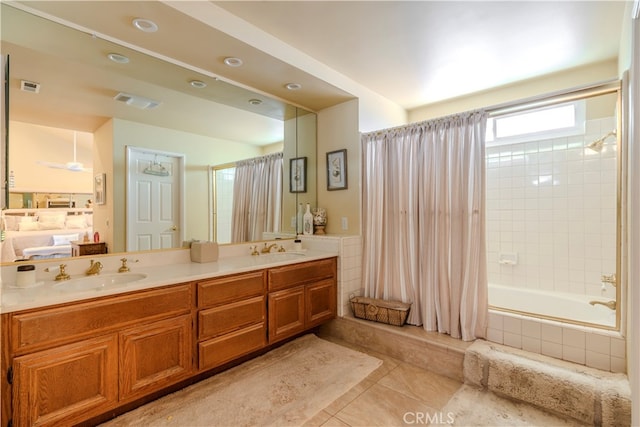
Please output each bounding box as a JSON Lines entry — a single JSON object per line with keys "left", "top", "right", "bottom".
{"left": 303, "top": 203, "right": 313, "bottom": 235}
{"left": 296, "top": 203, "right": 304, "bottom": 234}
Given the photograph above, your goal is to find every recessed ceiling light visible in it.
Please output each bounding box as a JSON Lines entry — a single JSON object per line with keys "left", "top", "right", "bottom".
{"left": 224, "top": 57, "right": 243, "bottom": 67}
{"left": 189, "top": 80, "right": 207, "bottom": 89}
{"left": 285, "top": 83, "right": 302, "bottom": 91}
{"left": 107, "top": 53, "right": 130, "bottom": 64}
{"left": 132, "top": 18, "right": 158, "bottom": 33}
{"left": 248, "top": 98, "right": 262, "bottom": 105}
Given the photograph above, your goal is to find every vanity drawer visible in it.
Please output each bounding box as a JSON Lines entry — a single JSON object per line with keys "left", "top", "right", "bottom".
{"left": 268, "top": 257, "right": 336, "bottom": 291}
{"left": 11, "top": 284, "right": 192, "bottom": 354}
{"left": 198, "top": 296, "right": 265, "bottom": 340}
{"left": 198, "top": 323, "right": 266, "bottom": 370}
{"left": 197, "top": 271, "right": 265, "bottom": 308}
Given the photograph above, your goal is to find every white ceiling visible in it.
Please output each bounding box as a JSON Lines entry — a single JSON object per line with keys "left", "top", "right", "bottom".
{"left": 215, "top": 1, "right": 627, "bottom": 110}
{"left": 3, "top": 0, "right": 628, "bottom": 138}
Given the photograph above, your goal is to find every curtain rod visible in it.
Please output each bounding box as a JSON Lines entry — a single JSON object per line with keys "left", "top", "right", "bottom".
{"left": 362, "top": 109, "right": 486, "bottom": 137}
{"left": 487, "top": 78, "right": 620, "bottom": 117}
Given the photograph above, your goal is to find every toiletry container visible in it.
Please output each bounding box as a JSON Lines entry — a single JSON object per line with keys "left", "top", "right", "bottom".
{"left": 303, "top": 203, "right": 313, "bottom": 235}
{"left": 16, "top": 264, "right": 36, "bottom": 288}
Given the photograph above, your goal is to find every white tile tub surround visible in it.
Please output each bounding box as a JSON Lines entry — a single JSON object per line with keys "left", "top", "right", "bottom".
{"left": 487, "top": 309, "right": 626, "bottom": 373}
{"left": 486, "top": 116, "right": 618, "bottom": 298}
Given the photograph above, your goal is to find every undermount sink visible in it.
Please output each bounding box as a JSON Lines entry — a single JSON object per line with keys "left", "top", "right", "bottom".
{"left": 53, "top": 273, "right": 148, "bottom": 293}
{"left": 256, "top": 252, "right": 306, "bottom": 262}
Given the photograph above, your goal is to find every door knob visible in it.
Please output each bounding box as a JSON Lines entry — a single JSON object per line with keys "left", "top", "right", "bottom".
{"left": 171, "top": 225, "right": 177, "bottom": 231}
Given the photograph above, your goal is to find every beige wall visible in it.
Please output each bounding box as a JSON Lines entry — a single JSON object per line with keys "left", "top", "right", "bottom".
{"left": 409, "top": 59, "right": 619, "bottom": 122}
{"left": 8, "top": 121, "right": 93, "bottom": 194}
{"left": 317, "top": 100, "right": 360, "bottom": 235}
{"left": 104, "top": 118, "right": 262, "bottom": 253}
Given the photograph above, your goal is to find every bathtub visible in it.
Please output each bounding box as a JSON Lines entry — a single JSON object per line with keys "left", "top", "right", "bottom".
{"left": 488, "top": 284, "right": 616, "bottom": 328}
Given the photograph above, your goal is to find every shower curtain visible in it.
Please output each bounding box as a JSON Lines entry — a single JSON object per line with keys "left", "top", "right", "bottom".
{"left": 231, "top": 152, "right": 283, "bottom": 242}
{"left": 361, "top": 111, "right": 488, "bottom": 341}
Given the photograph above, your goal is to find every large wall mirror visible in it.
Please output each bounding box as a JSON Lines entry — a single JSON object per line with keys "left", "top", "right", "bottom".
{"left": 0, "top": 4, "right": 317, "bottom": 264}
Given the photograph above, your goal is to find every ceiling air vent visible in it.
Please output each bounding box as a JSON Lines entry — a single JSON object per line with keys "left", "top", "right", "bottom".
{"left": 21, "top": 80, "right": 40, "bottom": 93}
{"left": 113, "top": 92, "right": 161, "bottom": 110}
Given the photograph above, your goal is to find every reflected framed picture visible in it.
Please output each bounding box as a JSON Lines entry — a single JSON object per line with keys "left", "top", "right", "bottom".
{"left": 94, "top": 173, "right": 106, "bottom": 205}
{"left": 289, "top": 157, "right": 307, "bottom": 193}
{"left": 326, "top": 149, "right": 347, "bottom": 191}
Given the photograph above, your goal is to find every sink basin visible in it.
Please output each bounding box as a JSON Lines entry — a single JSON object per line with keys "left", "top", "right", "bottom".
{"left": 256, "top": 252, "right": 306, "bottom": 263}
{"left": 53, "top": 273, "right": 148, "bottom": 293}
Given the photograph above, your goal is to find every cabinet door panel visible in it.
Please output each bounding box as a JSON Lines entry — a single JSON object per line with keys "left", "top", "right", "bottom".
{"left": 120, "top": 315, "right": 193, "bottom": 400}
{"left": 268, "top": 286, "right": 305, "bottom": 343}
{"left": 13, "top": 335, "right": 118, "bottom": 427}
{"left": 198, "top": 323, "right": 266, "bottom": 370}
{"left": 199, "top": 296, "right": 265, "bottom": 340}
{"left": 268, "top": 258, "right": 336, "bottom": 292}
{"left": 197, "top": 271, "right": 265, "bottom": 308}
{"left": 305, "top": 279, "right": 337, "bottom": 328}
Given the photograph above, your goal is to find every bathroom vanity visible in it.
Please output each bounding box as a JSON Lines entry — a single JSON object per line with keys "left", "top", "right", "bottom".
{"left": 0, "top": 255, "right": 337, "bottom": 427}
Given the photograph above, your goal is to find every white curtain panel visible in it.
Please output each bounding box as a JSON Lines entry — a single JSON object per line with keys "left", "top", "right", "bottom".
{"left": 361, "top": 111, "right": 488, "bottom": 341}
{"left": 231, "top": 152, "right": 283, "bottom": 242}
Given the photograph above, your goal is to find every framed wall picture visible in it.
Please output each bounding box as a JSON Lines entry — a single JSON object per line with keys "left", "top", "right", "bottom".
{"left": 94, "top": 173, "right": 106, "bottom": 205}
{"left": 289, "top": 157, "right": 307, "bottom": 193}
{"left": 326, "top": 149, "right": 348, "bottom": 190}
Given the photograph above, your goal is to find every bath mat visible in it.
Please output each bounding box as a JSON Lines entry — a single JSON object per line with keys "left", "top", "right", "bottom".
{"left": 101, "top": 334, "right": 382, "bottom": 426}
{"left": 442, "top": 384, "right": 587, "bottom": 426}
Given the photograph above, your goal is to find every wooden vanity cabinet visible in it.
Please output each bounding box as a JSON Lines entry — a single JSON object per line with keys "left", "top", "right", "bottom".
{"left": 196, "top": 270, "right": 267, "bottom": 371}
{"left": 5, "top": 284, "right": 193, "bottom": 427}
{"left": 268, "top": 257, "right": 337, "bottom": 343}
{"left": 2, "top": 256, "right": 338, "bottom": 426}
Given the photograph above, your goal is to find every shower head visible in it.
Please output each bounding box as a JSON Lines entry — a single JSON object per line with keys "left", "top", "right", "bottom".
{"left": 587, "top": 130, "right": 617, "bottom": 152}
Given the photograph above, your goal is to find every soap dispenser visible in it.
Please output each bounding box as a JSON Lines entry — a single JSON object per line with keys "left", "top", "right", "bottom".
{"left": 303, "top": 203, "right": 313, "bottom": 235}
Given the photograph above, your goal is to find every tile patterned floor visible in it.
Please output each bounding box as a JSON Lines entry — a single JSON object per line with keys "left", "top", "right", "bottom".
{"left": 307, "top": 336, "right": 463, "bottom": 427}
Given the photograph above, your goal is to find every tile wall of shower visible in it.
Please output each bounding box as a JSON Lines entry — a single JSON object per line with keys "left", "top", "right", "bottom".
{"left": 485, "top": 116, "right": 617, "bottom": 298}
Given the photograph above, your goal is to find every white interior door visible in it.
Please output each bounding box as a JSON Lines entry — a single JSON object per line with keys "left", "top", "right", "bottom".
{"left": 126, "top": 147, "right": 185, "bottom": 251}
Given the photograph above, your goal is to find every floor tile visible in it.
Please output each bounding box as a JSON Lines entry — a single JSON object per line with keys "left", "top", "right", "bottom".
{"left": 377, "top": 363, "right": 462, "bottom": 409}
{"left": 333, "top": 383, "right": 439, "bottom": 427}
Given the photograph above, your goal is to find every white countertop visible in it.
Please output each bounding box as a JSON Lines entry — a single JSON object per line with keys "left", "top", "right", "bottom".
{"left": 1, "top": 250, "right": 338, "bottom": 314}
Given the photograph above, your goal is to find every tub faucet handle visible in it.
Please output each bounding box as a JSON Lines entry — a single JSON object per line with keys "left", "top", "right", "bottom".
{"left": 600, "top": 273, "right": 616, "bottom": 287}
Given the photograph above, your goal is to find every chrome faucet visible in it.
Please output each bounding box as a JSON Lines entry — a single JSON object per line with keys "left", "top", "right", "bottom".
{"left": 261, "top": 243, "right": 278, "bottom": 254}
{"left": 589, "top": 300, "right": 616, "bottom": 310}
{"left": 86, "top": 260, "right": 103, "bottom": 276}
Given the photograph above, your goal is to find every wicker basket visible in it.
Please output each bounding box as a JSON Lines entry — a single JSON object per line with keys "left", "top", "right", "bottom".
{"left": 350, "top": 296, "right": 411, "bottom": 326}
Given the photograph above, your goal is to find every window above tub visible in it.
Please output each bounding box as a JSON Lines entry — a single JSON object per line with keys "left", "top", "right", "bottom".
{"left": 486, "top": 100, "right": 586, "bottom": 146}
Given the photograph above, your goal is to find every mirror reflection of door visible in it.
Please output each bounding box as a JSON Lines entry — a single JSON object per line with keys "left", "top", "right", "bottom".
{"left": 126, "top": 147, "right": 184, "bottom": 251}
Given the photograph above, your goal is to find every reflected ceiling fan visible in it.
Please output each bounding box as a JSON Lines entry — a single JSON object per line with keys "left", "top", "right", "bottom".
{"left": 37, "top": 132, "right": 92, "bottom": 173}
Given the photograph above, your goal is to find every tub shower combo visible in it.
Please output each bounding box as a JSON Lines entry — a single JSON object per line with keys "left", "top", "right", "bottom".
{"left": 485, "top": 85, "right": 625, "bottom": 372}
